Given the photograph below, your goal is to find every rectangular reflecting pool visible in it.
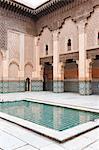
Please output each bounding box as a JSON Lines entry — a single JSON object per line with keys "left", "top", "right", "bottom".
{"left": 0, "top": 100, "right": 99, "bottom": 131}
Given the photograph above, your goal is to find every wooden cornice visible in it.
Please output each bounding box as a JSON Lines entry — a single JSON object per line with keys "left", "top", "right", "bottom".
{"left": 0, "top": 0, "right": 90, "bottom": 20}
{"left": 0, "top": 0, "right": 74, "bottom": 19}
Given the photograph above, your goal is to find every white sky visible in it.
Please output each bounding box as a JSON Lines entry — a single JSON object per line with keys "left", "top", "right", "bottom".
{"left": 15, "top": 0, "right": 49, "bottom": 9}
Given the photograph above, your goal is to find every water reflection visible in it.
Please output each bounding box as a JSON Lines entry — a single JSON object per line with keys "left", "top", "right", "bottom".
{"left": 0, "top": 100, "right": 99, "bottom": 131}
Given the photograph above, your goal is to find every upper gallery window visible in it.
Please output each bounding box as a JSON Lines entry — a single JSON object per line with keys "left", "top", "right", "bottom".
{"left": 45, "top": 45, "right": 48, "bottom": 55}
{"left": 67, "top": 39, "right": 71, "bottom": 51}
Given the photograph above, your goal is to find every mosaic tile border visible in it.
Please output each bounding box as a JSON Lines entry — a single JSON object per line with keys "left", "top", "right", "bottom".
{"left": 79, "top": 81, "right": 92, "bottom": 95}
{"left": 53, "top": 80, "right": 64, "bottom": 93}
{"left": 0, "top": 81, "right": 3, "bottom": 93}
{"left": 92, "top": 80, "right": 99, "bottom": 94}
{"left": 64, "top": 80, "right": 79, "bottom": 93}
{"left": 31, "top": 80, "right": 43, "bottom": 91}
{"left": 1, "top": 81, "right": 25, "bottom": 93}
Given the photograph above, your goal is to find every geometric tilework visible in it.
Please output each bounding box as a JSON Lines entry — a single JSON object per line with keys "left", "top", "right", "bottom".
{"left": 64, "top": 80, "right": 79, "bottom": 93}
{"left": 53, "top": 80, "right": 64, "bottom": 93}
{"left": 2, "top": 81, "right": 9, "bottom": 93}
{"left": 19, "top": 81, "right": 25, "bottom": 92}
{"left": 44, "top": 81, "right": 53, "bottom": 91}
{"left": 2, "top": 81, "right": 25, "bottom": 93}
{"left": 0, "top": 81, "right": 3, "bottom": 93}
{"left": 31, "top": 80, "right": 43, "bottom": 91}
{"left": 92, "top": 80, "right": 99, "bottom": 94}
{"left": 79, "top": 81, "right": 92, "bottom": 95}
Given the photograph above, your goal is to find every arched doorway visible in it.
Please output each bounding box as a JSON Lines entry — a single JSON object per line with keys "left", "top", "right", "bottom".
{"left": 43, "top": 63, "right": 53, "bottom": 91}
{"left": 64, "top": 59, "right": 79, "bottom": 92}
{"left": 24, "top": 63, "right": 33, "bottom": 91}
{"left": 8, "top": 62, "right": 19, "bottom": 92}
{"left": 25, "top": 78, "right": 30, "bottom": 91}
{"left": 92, "top": 56, "right": 99, "bottom": 94}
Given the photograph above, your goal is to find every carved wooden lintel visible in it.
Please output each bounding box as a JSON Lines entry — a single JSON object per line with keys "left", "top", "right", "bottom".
{"left": 40, "top": 56, "right": 53, "bottom": 65}
{"left": 87, "top": 48, "right": 99, "bottom": 59}
{"left": 60, "top": 52, "right": 79, "bottom": 63}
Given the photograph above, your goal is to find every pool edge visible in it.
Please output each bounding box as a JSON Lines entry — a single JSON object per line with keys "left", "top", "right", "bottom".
{"left": 0, "top": 111, "right": 99, "bottom": 143}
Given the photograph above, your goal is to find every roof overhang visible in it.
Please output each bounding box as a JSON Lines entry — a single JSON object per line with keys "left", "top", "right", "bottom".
{"left": 0, "top": 0, "right": 74, "bottom": 19}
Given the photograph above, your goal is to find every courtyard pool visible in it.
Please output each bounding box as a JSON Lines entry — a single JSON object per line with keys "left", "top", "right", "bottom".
{"left": 0, "top": 100, "right": 99, "bottom": 131}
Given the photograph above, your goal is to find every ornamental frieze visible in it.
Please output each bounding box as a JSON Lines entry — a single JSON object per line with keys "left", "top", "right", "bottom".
{"left": 87, "top": 48, "right": 99, "bottom": 59}
{"left": 40, "top": 56, "right": 53, "bottom": 65}
{"left": 60, "top": 52, "right": 79, "bottom": 63}
{"left": 36, "top": 0, "right": 98, "bottom": 35}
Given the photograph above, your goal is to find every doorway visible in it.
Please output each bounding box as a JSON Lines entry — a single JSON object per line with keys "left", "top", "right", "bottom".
{"left": 43, "top": 63, "right": 53, "bottom": 91}
{"left": 92, "top": 56, "right": 99, "bottom": 94}
{"left": 25, "top": 78, "right": 30, "bottom": 91}
{"left": 64, "top": 60, "right": 79, "bottom": 92}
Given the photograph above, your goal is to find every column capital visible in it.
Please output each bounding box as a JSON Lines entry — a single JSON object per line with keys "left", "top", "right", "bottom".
{"left": 76, "top": 60, "right": 79, "bottom": 65}
{"left": 53, "top": 30, "right": 60, "bottom": 41}
{"left": 2, "top": 50, "right": 7, "bottom": 61}
{"left": 34, "top": 36, "right": 40, "bottom": 46}
{"left": 77, "top": 19, "right": 87, "bottom": 33}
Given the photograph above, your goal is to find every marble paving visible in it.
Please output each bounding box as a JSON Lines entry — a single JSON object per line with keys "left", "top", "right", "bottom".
{"left": 0, "top": 92, "right": 99, "bottom": 150}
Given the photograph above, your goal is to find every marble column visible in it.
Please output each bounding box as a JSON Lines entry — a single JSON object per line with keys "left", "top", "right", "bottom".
{"left": 78, "top": 20, "right": 92, "bottom": 95}
{"left": 53, "top": 30, "right": 64, "bottom": 93}
{"left": 2, "top": 50, "right": 9, "bottom": 93}
{"left": 19, "top": 33, "right": 25, "bottom": 91}
{"left": 31, "top": 37, "right": 43, "bottom": 91}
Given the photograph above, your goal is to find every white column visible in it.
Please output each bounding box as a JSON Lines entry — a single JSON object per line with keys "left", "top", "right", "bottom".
{"left": 32, "top": 37, "right": 43, "bottom": 91}
{"left": 2, "top": 50, "right": 8, "bottom": 80}
{"left": 53, "top": 30, "right": 59, "bottom": 81}
{"left": 78, "top": 20, "right": 87, "bottom": 81}
{"left": 32, "top": 37, "right": 41, "bottom": 80}
{"left": 2, "top": 50, "right": 9, "bottom": 93}
{"left": 53, "top": 30, "right": 64, "bottom": 92}
{"left": 78, "top": 20, "right": 92, "bottom": 95}
{"left": 19, "top": 33, "right": 24, "bottom": 80}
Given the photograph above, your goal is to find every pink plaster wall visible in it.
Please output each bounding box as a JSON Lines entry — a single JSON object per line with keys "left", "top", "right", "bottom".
{"left": 39, "top": 28, "right": 53, "bottom": 58}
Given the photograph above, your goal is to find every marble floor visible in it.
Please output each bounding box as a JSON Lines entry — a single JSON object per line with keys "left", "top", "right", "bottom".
{"left": 0, "top": 92, "right": 99, "bottom": 150}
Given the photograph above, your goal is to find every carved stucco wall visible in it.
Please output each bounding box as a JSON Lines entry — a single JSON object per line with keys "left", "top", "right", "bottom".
{"left": 86, "top": 7, "right": 99, "bottom": 49}
{"left": 8, "top": 31, "right": 20, "bottom": 62}
{"left": 0, "top": 7, "right": 36, "bottom": 51}
{"left": 8, "top": 32, "right": 35, "bottom": 80}
{"left": 36, "top": 0, "right": 94, "bottom": 35}
{"left": 24, "top": 34, "right": 34, "bottom": 79}
{"left": 24, "top": 35, "right": 35, "bottom": 69}
{"left": 8, "top": 62, "right": 19, "bottom": 80}
{"left": 59, "top": 18, "right": 78, "bottom": 54}
{"left": 39, "top": 28, "right": 53, "bottom": 58}
{"left": 24, "top": 64, "right": 33, "bottom": 79}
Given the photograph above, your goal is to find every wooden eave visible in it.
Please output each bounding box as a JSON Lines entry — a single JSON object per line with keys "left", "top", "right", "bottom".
{"left": 0, "top": 0, "right": 74, "bottom": 19}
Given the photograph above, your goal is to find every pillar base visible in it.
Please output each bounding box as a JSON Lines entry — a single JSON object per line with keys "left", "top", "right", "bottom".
{"left": 19, "top": 81, "right": 25, "bottom": 92}
{"left": 53, "top": 80, "right": 64, "bottom": 93}
{"left": 0, "top": 81, "right": 3, "bottom": 93}
{"left": 31, "top": 80, "right": 43, "bottom": 91}
{"left": 2, "top": 81, "right": 9, "bottom": 93}
{"left": 92, "top": 80, "right": 99, "bottom": 94}
{"left": 79, "top": 81, "right": 92, "bottom": 95}
{"left": 2, "top": 80, "right": 25, "bottom": 93}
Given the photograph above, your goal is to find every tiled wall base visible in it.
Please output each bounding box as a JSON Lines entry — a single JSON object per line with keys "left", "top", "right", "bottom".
{"left": 64, "top": 80, "right": 79, "bottom": 93}
{"left": 53, "top": 81, "right": 64, "bottom": 93}
{"left": 79, "top": 81, "right": 92, "bottom": 95}
{"left": 92, "top": 80, "right": 99, "bottom": 94}
{"left": 43, "top": 81, "right": 53, "bottom": 91}
{"left": 2, "top": 81, "right": 25, "bottom": 93}
{"left": 0, "top": 81, "right": 3, "bottom": 93}
{"left": 31, "top": 80, "right": 43, "bottom": 91}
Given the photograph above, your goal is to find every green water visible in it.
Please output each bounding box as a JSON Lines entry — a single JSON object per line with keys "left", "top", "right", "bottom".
{"left": 0, "top": 100, "right": 99, "bottom": 131}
